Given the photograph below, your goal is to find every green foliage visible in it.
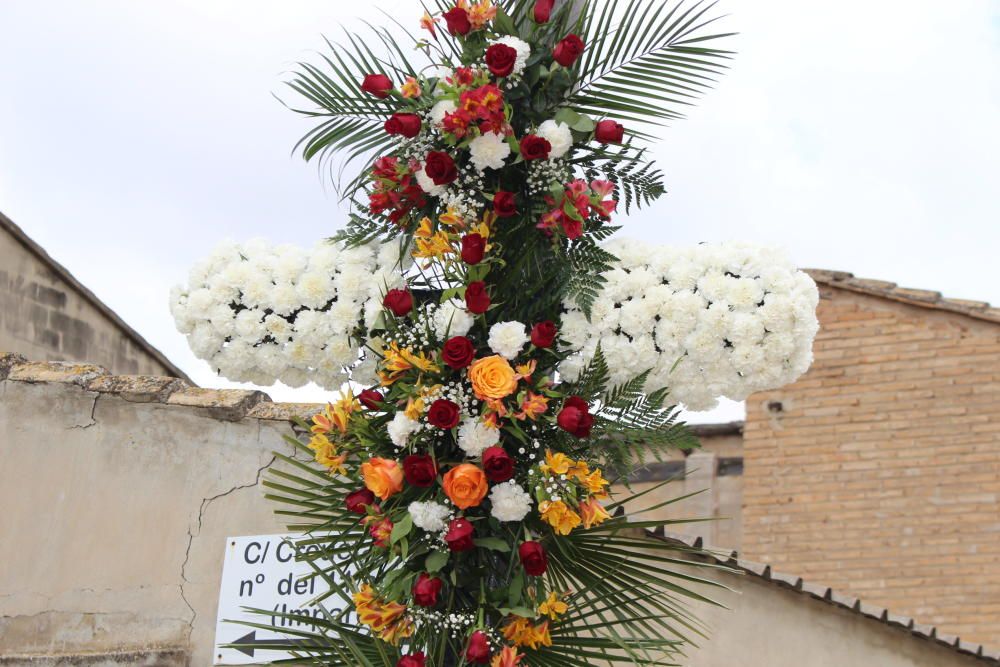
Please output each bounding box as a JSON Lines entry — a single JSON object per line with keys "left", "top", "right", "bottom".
{"left": 564, "top": 238, "right": 619, "bottom": 319}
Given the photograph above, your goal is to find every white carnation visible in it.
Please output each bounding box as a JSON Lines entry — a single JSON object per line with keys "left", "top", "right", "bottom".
{"left": 409, "top": 501, "right": 451, "bottom": 533}
{"left": 489, "top": 481, "right": 533, "bottom": 522}
{"left": 432, "top": 300, "right": 475, "bottom": 338}
{"left": 536, "top": 120, "right": 573, "bottom": 159}
{"left": 416, "top": 166, "right": 447, "bottom": 197}
{"left": 429, "top": 99, "right": 457, "bottom": 127}
{"left": 458, "top": 419, "right": 500, "bottom": 457}
{"left": 468, "top": 131, "right": 511, "bottom": 172}
{"left": 388, "top": 412, "right": 420, "bottom": 449}
{"left": 488, "top": 321, "right": 529, "bottom": 360}
{"left": 493, "top": 36, "right": 531, "bottom": 75}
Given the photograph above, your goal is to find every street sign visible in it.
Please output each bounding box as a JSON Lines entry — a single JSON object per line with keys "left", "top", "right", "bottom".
{"left": 213, "top": 534, "right": 345, "bottom": 665}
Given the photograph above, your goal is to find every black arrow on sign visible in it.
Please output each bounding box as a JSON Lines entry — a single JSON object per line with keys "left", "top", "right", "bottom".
{"left": 230, "top": 630, "right": 318, "bottom": 658}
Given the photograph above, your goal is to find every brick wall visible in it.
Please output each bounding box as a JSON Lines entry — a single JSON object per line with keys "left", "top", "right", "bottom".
{"left": 743, "top": 282, "right": 1000, "bottom": 646}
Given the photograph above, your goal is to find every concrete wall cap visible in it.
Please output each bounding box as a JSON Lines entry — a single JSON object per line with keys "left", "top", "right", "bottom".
{"left": 166, "top": 387, "right": 271, "bottom": 421}
{"left": 6, "top": 360, "right": 108, "bottom": 386}
{"left": 0, "top": 352, "right": 28, "bottom": 380}
{"left": 86, "top": 374, "right": 190, "bottom": 403}
{"left": 247, "top": 401, "right": 327, "bottom": 422}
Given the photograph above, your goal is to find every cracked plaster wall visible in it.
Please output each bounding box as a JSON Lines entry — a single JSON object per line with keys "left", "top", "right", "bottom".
{"left": 0, "top": 377, "right": 294, "bottom": 665}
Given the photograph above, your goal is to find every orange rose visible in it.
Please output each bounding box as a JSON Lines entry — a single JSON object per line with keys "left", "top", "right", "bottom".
{"left": 361, "top": 457, "right": 404, "bottom": 500}
{"left": 442, "top": 463, "right": 489, "bottom": 509}
{"left": 468, "top": 355, "right": 518, "bottom": 400}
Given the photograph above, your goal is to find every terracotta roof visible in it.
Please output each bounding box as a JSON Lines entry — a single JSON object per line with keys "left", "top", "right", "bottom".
{"left": 806, "top": 268, "right": 1000, "bottom": 324}
{"left": 654, "top": 530, "right": 1000, "bottom": 664}
{"left": 0, "top": 211, "right": 193, "bottom": 383}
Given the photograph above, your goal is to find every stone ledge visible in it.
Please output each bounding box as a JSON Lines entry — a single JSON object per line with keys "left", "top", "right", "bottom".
{"left": 166, "top": 387, "right": 270, "bottom": 422}
{"left": 247, "top": 401, "right": 325, "bottom": 422}
{"left": 86, "top": 375, "right": 190, "bottom": 404}
{"left": 0, "top": 353, "right": 28, "bottom": 380}
{"left": 6, "top": 361, "right": 108, "bottom": 387}
{"left": 0, "top": 648, "right": 188, "bottom": 666}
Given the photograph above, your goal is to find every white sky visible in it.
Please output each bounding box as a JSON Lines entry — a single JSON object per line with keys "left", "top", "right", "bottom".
{"left": 1, "top": 0, "right": 997, "bottom": 422}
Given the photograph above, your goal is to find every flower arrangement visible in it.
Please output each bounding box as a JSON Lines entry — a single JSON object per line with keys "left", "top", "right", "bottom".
{"left": 173, "top": 1, "right": 819, "bottom": 665}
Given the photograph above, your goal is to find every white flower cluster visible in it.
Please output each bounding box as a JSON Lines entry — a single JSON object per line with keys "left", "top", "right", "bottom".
{"left": 409, "top": 500, "right": 452, "bottom": 533}
{"left": 468, "top": 132, "right": 511, "bottom": 172}
{"left": 457, "top": 418, "right": 500, "bottom": 457}
{"left": 536, "top": 120, "right": 573, "bottom": 159}
{"left": 488, "top": 321, "right": 528, "bottom": 359}
{"left": 558, "top": 239, "right": 820, "bottom": 411}
{"left": 170, "top": 238, "right": 406, "bottom": 389}
{"left": 489, "top": 481, "right": 532, "bottom": 522}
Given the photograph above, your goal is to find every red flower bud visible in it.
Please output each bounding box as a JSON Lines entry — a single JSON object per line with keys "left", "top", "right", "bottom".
{"left": 465, "top": 281, "right": 491, "bottom": 314}
{"left": 461, "top": 233, "right": 487, "bottom": 265}
{"left": 534, "top": 0, "right": 555, "bottom": 23}
{"left": 345, "top": 488, "right": 376, "bottom": 515}
{"left": 443, "top": 7, "right": 472, "bottom": 35}
{"left": 358, "top": 389, "right": 384, "bottom": 410}
{"left": 465, "top": 630, "right": 492, "bottom": 664}
{"left": 595, "top": 119, "right": 625, "bottom": 143}
{"left": 427, "top": 399, "right": 461, "bottom": 429}
{"left": 557, "top": 396, "right": 594, "bottom": 438}
{"left": 519, "top": 540, "right": 548, "bottom": 576}
{"left": 493, "top": 190, "right": 517, "bottom": 218}
{"left": 530, "top": 321, "right": 558, "bottom": 348}
{"left": 445, "top": 517, "right": 475, "bottom": 552}
{"left": 442, "top": 336, "right": 476, "bottom": 369}
{"left": 482, "top": 446, "right": 514, "bottom": 483}
{"left": 397, "top": 654, "right": 426, "bottom": 667}
{"left": 485, "top": 43, "right": 518, "bottom": 78}
{"left": 361, "top": 74, "right": 393, "bottom": 98}
{"left": 403, "top": 454, "right": 438, "bottom": 487}
{"left": 424, "top": 150, "right": 459, "bottom": 185}
{"left": 383, "top": 288, "right": 413, "bottom": 316}
{"left": 384, "top": 112, "right": 422, "bottom": 138}
{"left": 519, "top": 134, "right": 551, "bottom": 161}
{"left": 553, "top": 34, "right": 585, "bottom": 67}
{"left": 412, "top": 573, "right": 443, "bottom": 607}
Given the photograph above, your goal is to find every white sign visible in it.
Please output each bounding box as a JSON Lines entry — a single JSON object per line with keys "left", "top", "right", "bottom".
{"left": 213, "top": 534, "right": 344, "bottom": 665}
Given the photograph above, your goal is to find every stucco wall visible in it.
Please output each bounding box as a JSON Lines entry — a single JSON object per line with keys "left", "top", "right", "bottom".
{"left": 0, "top": 356, "right": 994, "bottom": 666}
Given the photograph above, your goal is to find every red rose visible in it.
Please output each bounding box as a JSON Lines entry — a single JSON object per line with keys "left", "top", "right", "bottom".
{"left": 443, "top": 7, "right": 472, "bottom": 35}
{"left": 595, "top": 119, "right": 625, "bottom": 144}
{"left": 442, "top": 336, "right": 475, "bottom": 369}
{"left": 530, "top": 321, "right": 557, "bottom": 348}
{"left": 465, "top": 281, "right": 491, "bottom": 314}
{"left": 412, "top": 573, "right": 443, "bottom": 607}
{"left": 345, "top": 488, "right": 376, "bottom": 515}
{"left": 383, "top": 288, "right": 413, "bottom": 316}
{"left": 361, "top": 74, "right": 393, "bottom": 98}
{"left": 427, "top": 399, "right": 461, "bottom": 429}
{"left": 519, "top": 540, "right": 548, "bottom": 576}
{"left": 557, "top": 396, "right": 594, "bottom": 438}
{"left": 553, "top": 34, "right": 585, "bottom": 67}
{"left": 384, "top": 112, "right": 422, "bottom": 138}
{"left": 424, "top": 150, "right": 458, "bottom": 185}
{"left": 403, "top": 454, "right": 438, "bottom": 487}
{"left": 461, "top": 233, "right": 487, "bottom": 265}
{"left": 485, "top": 43, "right": 518, "bottom": 78}
{"left": 482, "top": 446, "right": 514, "bottom": 483}
{"left": 465, "top": 631, "right": 491, "bottom": 664}
{"left": 534, "top": 0, "right": 555, "bottom": 23}
{"left": 445, "top": 517, "right": 475, "bottom": 552}
{"left": 519, "top": 134, "right": 551, "bottom": 161}
{"left": 397, "top": 654, "right": 426, "bottom": 667}
{"left": 358, "top": 389, "right": 384, "bottom": 410}
{"left": 493, "top": 190, "right": 517, "bottom": 218}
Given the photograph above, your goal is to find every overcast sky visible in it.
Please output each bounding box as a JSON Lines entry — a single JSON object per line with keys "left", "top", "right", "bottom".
{"left": 1, "top": 0, "right": 997, "bottom": 421}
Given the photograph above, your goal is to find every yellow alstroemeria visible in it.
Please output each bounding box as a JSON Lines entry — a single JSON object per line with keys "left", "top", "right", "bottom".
{"left": 379, "top": 343, "right": 440, "bottom": 385}
{"left": 540, "top": 450, "right": 573, "bottom": 476}
{"left": 467, "top": 0, "right": 497, "bottom": 30}
{"left": 567, "top": 459, "right": 591, "bottom": 482}
{"left": 404, "top": 384, "right": 443, "bottom": 420}
{"left": 311, "top": 439, "right": 348, "bottom": 476}
{"left": 415, "top": 216, "right": 434, "bottom": 238}
{"left": 515, "top": 359, "right": 536, "bottom": 381}
{"left": 439, "top": 207, "right": 466, "bottom": 230}
{"left": 328, "top": 390, "right": 361, "bottom": 434}
{"left": 538, "top": 592, "right": 568, "bottom": 621}
{"left": 539, "top": 500, "right": 582, "bottom": 536}
{"left": 582, "top": 468, "right": 611, "bottom": 499}
{"left": 353, "top": 584, "right": 414, "bottom": 645}
{"left": 501, "top": 616, "right": 534, "bottom": 647}
{"left": 413, "top": 230, "right": 454, "bottom": 262}
{"left": 579, "top": 496, "right": 612, "bottom": 529}
{"left": 401, "top": 76, "right": 421, "bottom": 98}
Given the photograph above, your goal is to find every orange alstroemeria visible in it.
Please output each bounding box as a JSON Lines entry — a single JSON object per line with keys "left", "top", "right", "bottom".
{"left": 491, "top": 646, "right": 525, "bottom": 667}
{"left": 467, "top": 0, "right": 497, "bottom": 29}
{"left": 379, "top": 343, "right": 440, "bottom": 385}
{"left": 353, "top": 584, "right": 414, "bottom": 645}
{"left": 439, "top": 207, "right": 466, "bottom": 229}
{"left": 539, "top": 499, "right": 582, "bottom": 536}
{"left": 515, "top": 391, "right": 549, "bottom": 421}
{"left": 515, "top": 359, "right": 536, "bottom": 381}
{"left": 502, "top": 616, "right": 551, "bottom": 650}
{"left": 540, "top": 450, "right": 573, "bottom": 476}
{"left": 579, "top": 496, "right": 612, "bottom": 529}
{"left": 401, "top": 76, "right": 421, "bottom": 98}
{"left": 420, "top": 11, "right": 438, "bottom": 37}
{"left": 538, "top": 592, "right": 568, "bottom": 621}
